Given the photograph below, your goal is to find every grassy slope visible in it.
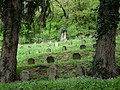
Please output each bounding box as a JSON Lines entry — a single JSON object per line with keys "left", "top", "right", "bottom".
{"left": 0, "top": 35, "right": 118, "bottom": 90}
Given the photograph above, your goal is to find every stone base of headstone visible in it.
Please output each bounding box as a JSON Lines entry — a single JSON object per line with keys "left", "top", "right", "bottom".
{"left": 20, "top": 70, "right": 30, "bottom": 81}
{"left": 28, "top": 58, "right": 35, "bottom": 64}
{"left": 62, "top": 46, "right": 67, "bottom": 51}
{"left": 47, "top": 64, "right": 57, "bottom": 80}
{"left": 73, "top": 53, "right": 82, "bottom": 60}
{"left": 26, "top": 50, "right": 30, "bottom": 55}
{"left": 46, "top": 56, "right": 55, "bottom": 63}
{"left": 46, "top": 48, "right": 51, "bottom": 52}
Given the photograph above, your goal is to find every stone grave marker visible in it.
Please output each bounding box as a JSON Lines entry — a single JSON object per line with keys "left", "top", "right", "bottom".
{"left": 55, "top": 42, "right": 59, "bottom": 47}
{"left": 62, "top": 46, "right": 67, "bottom": 51}
{"left": 68, "top": 40, "right": 72, "bottom": 45}
{"left": 26, "top": 50, "right": 30, "bottom": 55}
{"left": 75, "top": 63, "right": 83, "bottom": 77}
{"left": 36, "top": 50, "right": 40, "bottom": 54}
{"left": 82, "top": 40, "right": 86, "bottom": 44}
{"left": 20, "top": 70, "right": 30, "bottom": 81}
{"left": 28, "top": 46, "right": 31, "bottom": 48}
{"left": 60, "top": 26, "right": 67, "bottom": 41}
{"left": 80, "top": 45, "right": 86, "bottom": 49}
{"left": 46, "top": 48, "right": 51, "bottom": 52}
{"left": 46, "top": 56, "right": 55, "bottom": 63}
{"left": 79, "top": 36, "right": 83, "bottom": 40}
{"left": 28, "top": 58, "right": 35, "bottom": 64}
{"left": 47, "top": 64, "right": 57, "bottom": 80}
{"left": 47, "top": 41, "right": 52, "bottom": 47}
{"left": 73, "top": 53, "right": 82, "bottom": 60}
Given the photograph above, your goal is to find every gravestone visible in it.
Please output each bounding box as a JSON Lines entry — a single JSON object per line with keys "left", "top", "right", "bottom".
{"left": 62, "top": 46, "right": 67, "bottom": 51}
{"left": 68, "top": 40, "right": 72, "bottom": 45}
{"left": 48, "top": 41, "right": 52, "bottom": 46}
{"left": 46, "top": 56, "right": 55, "bottom": 63}
{"left": 73, "top": 53, "right": 82, "bottom": 60}
{"left": 75, "top": 63, "right": 83, "bottom": 77}
{"left": 28, "top": 46, "right": 31, "bottom": 48}
{"left": 79, "top": 36, "right": 83, "bottom": 40}
{"left": 55, "top": 42, "right": 59, "bottom": 47}
{"left": 20, "top": 70, "right": 30, "bottom": 81}
{"left": 26, "top": 50, "right": 30, "bottom": 55}
{"left": 80, "top": 45, "right": 86, "bottom": 49}
{"left": 93, "top": 44, "right": 97, "bottom": 48}
{"left": 36, "top": 50, "right": 40, "bottom": 54}
{"left": 47, "top": 64, "right": 57, "bottom": 80}
{"left": 46, "top": 48, "right": 51, "bottom": 52}
{"left": 28, "top": 58, "right": 35, "bottom": 64}
{"left": 60, "top": 26, "right": 67, "bottom": 41}
{"left": 82, "top": 40, "right": 86, "bottom": 44}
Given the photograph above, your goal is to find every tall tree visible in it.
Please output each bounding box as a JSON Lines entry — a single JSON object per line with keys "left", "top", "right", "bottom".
{"left": 0, "top": 0, "right": 22, "bottom": 82}
{"left": 93, "top": 0, "right": 120, "bottom": 79}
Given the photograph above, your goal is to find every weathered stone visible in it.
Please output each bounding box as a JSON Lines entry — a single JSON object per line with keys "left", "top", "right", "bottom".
{"left": 36, "top": 50, "right": 40, "bottom": 54}
{"left": 60, "top": 26, "right": 67, "bottom": 41}
{"left": 73, "top": 53, "right": 82, "bottom": 60}
{"left": 68, "top": 40, "right": 72, "bottom": 45}
{"left": 20, "top": 70, "right": 30, "bottom": 81}
{"left": 47, "top": 64, "right": 57, "bottom": 80}
{"left": 26, "top": 50, "right": 30, "bottom": 55}
{"left": 79, "top": 36, "right": 83, "bottom": 40}
{"left": 80, "top": 45, "right": 86, "bottom": 49}
{"left": 55, "top": 42, "right": 59, "bottom": 47}
{"left": 75, "top": 63, "right": 84, "bottom": 77}
{"left": 62, "top": 46, "right": 67, "bottom": 51}
{"left": 46, "top": 56, "right": 55, "bottom": 63}
{"left": 28, "top": 58, "right": 35, "bottom": 64}
{"left": 47, "top": 41, "right": 52, "bottom": 46}
{"left": 81, "top": 40, "right": 86, "bottom": 44}
{"left": 28, "top": 46, "right": 31, "bottom": 48}
{"left": 46, "top": 48, "right": 51, "bottom": 52}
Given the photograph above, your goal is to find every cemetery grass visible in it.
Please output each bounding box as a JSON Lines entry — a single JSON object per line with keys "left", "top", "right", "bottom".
{"left": 1, "top": 36, "right": 120, "bottom": 89}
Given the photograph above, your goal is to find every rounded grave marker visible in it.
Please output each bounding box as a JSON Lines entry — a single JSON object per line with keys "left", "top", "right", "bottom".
{"left": 68, "top": 40, "right": 72, "bottom": 45}
{"left": 20, "top": 70, "right": 30, "bottom": 81}
{"left": 46, "top": 56, "right": 55, "bottom": 63}
{"left": 28, "top": 46, "right": 31, "bottom": 48}
{"left": 80, "top": 45, "right": 86, "bottom": 49}
{"left": 26, "top": 50, "right": 30, "bottom": 55}
{"left": 46, "top": 48, "right": 51, "bottom": 52}
{"left": 36, "top": 50, "right": 40, "bottom": 54}
{"left": 73, "top": 53, "right": 82, "bottom": 60}
{"left": 28, "top": 58, "right": 35, "bottom": 64}
{"left": 62, "top": 46, "right": 67, "bottom": 51}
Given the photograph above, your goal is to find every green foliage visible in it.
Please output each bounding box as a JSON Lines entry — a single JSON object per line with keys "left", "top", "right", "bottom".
{"left": 0, "top": 77, "right": 120, "bottom": 90}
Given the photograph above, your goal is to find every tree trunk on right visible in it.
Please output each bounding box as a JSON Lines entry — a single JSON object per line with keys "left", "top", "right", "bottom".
{"left": 93, "top": 0, "right": 120, "bottom": 79}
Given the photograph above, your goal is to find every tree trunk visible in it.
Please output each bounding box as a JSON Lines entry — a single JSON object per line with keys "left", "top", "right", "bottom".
{"left": 0, "top": 0, "right": 22, "bottom": 82}
{"left": 93, "top": 0, "right": 119, "bottom": 79}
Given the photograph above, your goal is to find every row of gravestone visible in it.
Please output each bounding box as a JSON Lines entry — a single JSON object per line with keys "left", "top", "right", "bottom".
{"left": 27, "top": 53, "right": 82, "bottom": 64}
{"left": 20, "top": 40, "right": 73, "bottom": 49}
{"left": 25, "top": 44, "right": 92, "bottom": 55}
{"left": 20, "top": 62, "right": 92, "bottom": 81}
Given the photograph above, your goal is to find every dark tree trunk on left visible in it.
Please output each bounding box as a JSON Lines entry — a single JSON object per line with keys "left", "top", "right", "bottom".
{"left": 0, "top": 0, "right": 22, "bottom": 82}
